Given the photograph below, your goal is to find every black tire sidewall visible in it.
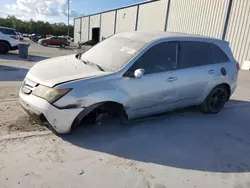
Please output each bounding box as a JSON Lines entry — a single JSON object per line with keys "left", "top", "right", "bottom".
{"left": 203, "top": 85, "right": 229, "bottom": 114}
{"left": 0, "top": 42, "right": 10, "bottom": 54}
{"left": 60, "top": 44, "right": 65, "bottom": 48}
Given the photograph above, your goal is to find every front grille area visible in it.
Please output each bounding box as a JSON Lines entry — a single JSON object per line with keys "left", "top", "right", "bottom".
{"left": 21, "top": 78, "right": 38, "bottom": 95}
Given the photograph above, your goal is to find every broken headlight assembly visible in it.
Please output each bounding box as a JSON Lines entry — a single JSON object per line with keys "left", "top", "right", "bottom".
{"left": 32, "top": 85, "right": 72, "bottom": 103}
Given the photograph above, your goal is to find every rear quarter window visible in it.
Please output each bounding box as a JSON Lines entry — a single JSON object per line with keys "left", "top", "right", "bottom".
{"left": 178, "top": 41, "right": 210, "bottom": 69}
{"left": 209, "top": 43, "right": 230, "bottom": 64}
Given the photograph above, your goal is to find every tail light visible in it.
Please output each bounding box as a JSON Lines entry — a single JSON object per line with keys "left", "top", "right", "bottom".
{"left": 236, "top": 63, "right": 240, "bottom": 71}
{"left": 10, "top": 36, "right": 18, "bottom": 40}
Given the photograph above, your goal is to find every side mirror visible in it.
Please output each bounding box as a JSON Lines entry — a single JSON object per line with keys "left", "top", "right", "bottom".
{"left": 134, "top": 69, "right": 145, "bottom": 79}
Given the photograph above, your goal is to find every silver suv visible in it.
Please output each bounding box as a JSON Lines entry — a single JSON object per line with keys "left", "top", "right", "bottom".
{"left": 19, "top": 31, "right": 239, "bottom": 133}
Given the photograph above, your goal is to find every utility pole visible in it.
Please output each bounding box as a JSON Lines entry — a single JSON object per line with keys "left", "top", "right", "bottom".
{"left": 67, "top": 0, "right": 70, "bottom": 37}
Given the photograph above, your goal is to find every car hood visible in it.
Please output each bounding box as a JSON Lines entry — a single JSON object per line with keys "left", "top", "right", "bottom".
{"left": 26, "top": 54, "right": 109, "bottom": 87}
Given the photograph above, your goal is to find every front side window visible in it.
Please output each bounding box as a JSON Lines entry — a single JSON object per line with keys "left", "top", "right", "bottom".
{"left": 209, "top": 43, "right": 229, "bottom": 64}
{"left": 127, "top": 42, "right": 178, "bottom": 75}
{"left": 178, "top": 41, "right": 210, "bottom": 69}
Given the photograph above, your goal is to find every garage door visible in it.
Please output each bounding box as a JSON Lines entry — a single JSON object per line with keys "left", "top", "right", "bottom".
{"left": 89, "top": 14, "right": 101, "bottom": 41}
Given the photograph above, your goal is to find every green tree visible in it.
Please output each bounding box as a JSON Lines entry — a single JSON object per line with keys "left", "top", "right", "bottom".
{"left": 0, "top": 16, "right": 74, "bottom": 37}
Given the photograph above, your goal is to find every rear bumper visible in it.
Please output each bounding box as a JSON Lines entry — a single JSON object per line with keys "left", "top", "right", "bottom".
{"left": 230, "top": 80, "right": 237, "bottom": 98}
{"left": 19, "top": 91, "right": 83, "bottom": 133}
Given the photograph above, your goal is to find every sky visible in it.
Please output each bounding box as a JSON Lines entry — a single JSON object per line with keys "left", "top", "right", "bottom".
{"left": 0, "top": 0, "right": 145, "bottom": 24}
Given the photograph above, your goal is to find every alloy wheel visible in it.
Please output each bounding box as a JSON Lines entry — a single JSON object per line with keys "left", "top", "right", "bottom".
{"left": 209, "top": 88, "right": 227, "bottom": 112}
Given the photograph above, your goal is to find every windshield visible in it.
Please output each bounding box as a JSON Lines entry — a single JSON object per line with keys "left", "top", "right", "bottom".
{"left": 80, "top": 36, "right": 146, "bottom": 72}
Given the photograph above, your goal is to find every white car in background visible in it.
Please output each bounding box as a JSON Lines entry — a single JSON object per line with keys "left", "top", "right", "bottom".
{"left": 0, "top": 26, "right": 19, "bottom": 54}
{"left": 16, "top": 32, "right": 24, "bottom": 40}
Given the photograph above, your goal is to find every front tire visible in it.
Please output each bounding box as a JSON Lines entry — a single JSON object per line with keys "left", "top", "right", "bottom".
{"left": 42, "top": 42, "right": 48, "bottom": 46}
{"left": 201, "top": 85, "right": 229, "bottom": 114}
{"left": 0, "top": 42, "right": 10, "bottom": 54}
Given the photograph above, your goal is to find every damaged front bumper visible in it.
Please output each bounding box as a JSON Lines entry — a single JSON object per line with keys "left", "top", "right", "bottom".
{"left": 19, "top": 91, "right": 83, "bottom": 134}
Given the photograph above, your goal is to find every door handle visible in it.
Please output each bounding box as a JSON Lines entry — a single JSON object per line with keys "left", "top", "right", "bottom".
{"left": 167, "top": 77, "right": 178, "bottom": 82}
{"left": 208, "top": 70, "right": 215, "bottom": 74}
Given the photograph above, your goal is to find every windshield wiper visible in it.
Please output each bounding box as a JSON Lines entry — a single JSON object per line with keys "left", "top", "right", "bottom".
{"left": 91, "top": 63, "right": 105, "bottom": 71}
{"left": 81, "top": 60, "right": 104, "bottom": 71}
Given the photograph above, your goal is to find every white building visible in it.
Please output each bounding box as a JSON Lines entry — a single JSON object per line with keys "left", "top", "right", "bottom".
{"left": 74, "top": 0, "right": 250, "bottom": 67}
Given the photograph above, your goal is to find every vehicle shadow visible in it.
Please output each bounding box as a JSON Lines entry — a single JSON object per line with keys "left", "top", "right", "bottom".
{"left": 61, "top": 99, "right": 250, "bottom": 173}
{"left": 0, "top": 65, "right": 28, "bottom": 81}
{"left": 0, "top": 53, "right": 48, "bottom": 62}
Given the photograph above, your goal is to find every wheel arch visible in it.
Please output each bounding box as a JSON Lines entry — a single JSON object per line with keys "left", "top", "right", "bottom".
{"left": 0, "top": 40, "right": 11, "bottom": 48}
{"left": 71, "top": 100, "right": 127, "bottom": 129}
{"left": 216, "top": 83, "right": 231, "bottom": 101}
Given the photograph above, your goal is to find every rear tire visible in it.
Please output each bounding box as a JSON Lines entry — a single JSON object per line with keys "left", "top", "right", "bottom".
{"left": 60, "top": 44, "right": 66, "bottom": 48}
{"left": 0, "top": 42, "right": 10, "bottom": 54}
{"left": 201, "top": 85, "right": 229, "bottom": 114}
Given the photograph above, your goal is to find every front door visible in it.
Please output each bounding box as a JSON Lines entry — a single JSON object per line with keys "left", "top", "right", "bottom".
{"left": 121, "top": 42, "right": 180, "bottom": 118}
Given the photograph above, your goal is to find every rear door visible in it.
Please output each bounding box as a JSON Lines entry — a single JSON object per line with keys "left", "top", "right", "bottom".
{"left": 50, "top": 37, "right": 58, "bottom": 45}
{"left": 174, "top": 41, "right": 211, "bottom": 106}
{"left": 206, "top": 43, "right": 235, "bottom": 93}
{"left": 59, "top": 38, "right": 66, "bottom": 45}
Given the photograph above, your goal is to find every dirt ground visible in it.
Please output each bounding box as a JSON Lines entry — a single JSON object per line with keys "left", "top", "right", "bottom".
{"left": 0, "top": 41, "right": 250, "bottom": 188}
{"left": 0, "top": 39, "right": 79, "bottom": 136}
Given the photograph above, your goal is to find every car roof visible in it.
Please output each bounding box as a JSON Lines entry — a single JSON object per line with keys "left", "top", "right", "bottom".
{"left": 0, "top": 26, "right": 15, "bottom": 30}
{"left": 115, "top": 31, "right": 228, "bottom": 45}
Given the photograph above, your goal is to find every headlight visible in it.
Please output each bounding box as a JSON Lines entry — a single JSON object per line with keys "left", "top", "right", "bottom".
{"left": 32, "top": 85, "right": 71, "bottom": 103}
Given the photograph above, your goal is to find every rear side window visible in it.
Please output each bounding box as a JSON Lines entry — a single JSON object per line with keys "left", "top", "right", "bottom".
{"left": 0, "top": 28, "right": 16, "bottom": 35}
{"left": 128, "top": 42, "right": 178, "bottom": 74}
{"left": 209, "top": 43, "right": 229, "bottom": 64}
{"left": 178, "top": 41, "right": 210, "bottom": 69}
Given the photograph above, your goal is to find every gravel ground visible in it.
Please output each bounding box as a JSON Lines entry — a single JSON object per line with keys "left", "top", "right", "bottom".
{"left": 0, "top": 41, "right": 250, "bottom": 188}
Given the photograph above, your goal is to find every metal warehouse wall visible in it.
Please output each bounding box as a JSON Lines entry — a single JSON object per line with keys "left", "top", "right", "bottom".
{"left": 225, "top": 0, "right": 250, "bottom": 65}
{"left": 166, "top": 0, "right": 229, "bottom": 39}
{"left": 74, "top": 18, "right": 81, "bottom": 43}
{"left": 74, "top": 0, "right": 249, "bottom": 65}
{"left": 116, "top": 6, "right": 138, "bottom": 33}
{"left": 80, "top": 17, "right": 89, "bottom": 43}
{"left": 89, "top": 14, "right": 101, "bottom": 40}
{"left": 100, "top": 11, "right": 116, "bottom": 40}
{"left": 137, "top": 0, "right": 168, "bottom": 31}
